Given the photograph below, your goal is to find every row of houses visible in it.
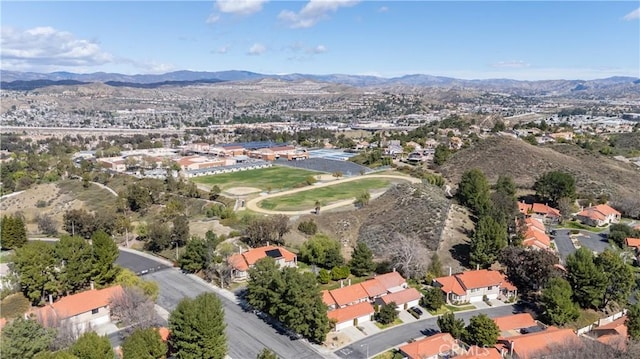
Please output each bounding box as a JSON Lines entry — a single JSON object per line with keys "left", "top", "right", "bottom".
{"left": 187, "top": 143, "right": 310, "bottom": 161}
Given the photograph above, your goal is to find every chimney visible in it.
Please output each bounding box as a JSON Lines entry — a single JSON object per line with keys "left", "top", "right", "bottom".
{"left": 266, "top": 241, "right": 269, "bottom": 247}
{"left": 90, "top": 281, "right": 95, "bottom": 290}
{"left": 476, "top": 264, "right": 480, "bottom": 271}
{"left": 348, "top": 278, "right": 351, "bottom": 286}
{"left": 510, "top": 341, "right": 514, "bottom": 357}
{"left": 392, "top": 267, "right": 396, "bottom": 272}
{"left": 340, "top": 280, "right": 344, "bottom": 288}
{"left": 449, "top": 266, "right": 452, "bottom": 277}
{"left": 49, "top": 294, "right": 53, "bottom": 305}
{"left": 589, "top": 202, "right": 592, "bottom": 208}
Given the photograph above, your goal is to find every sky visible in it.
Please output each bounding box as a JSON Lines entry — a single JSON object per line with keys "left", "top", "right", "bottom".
{"left": 1, "top": 1, "right": 639, "bottom": 80}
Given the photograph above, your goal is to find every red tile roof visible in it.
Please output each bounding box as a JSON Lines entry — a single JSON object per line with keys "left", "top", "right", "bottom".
{"left": 328, "top": 284, "right": 369, "bottom": 307}
{"left": 625, "top": 238, "right": 640, "bottom": 249}
{"left": 577, "top": 204, "right": 621, "bottom": 221}
{"left": 434, "top": 275, "right": 466, "bottom": 296}
{"left": 35, "top": 285, "right": 123, "bottom": 321}
{"left": 360, "top": 278, "right": 387, "bottom": 298}
{"left": 525, "top": 217, "right": 546, "bottom": 232}
{"left": 508, "top": 327, "right": 581, "bottom": 359}
{"left": 456, "top": 269, "right": 507, "bottom": 290}
{"left": 518, "top": 202, "right": 530, "bottom": 214}
{"left": 322, "top": 290, "right": 337, "bottom": 307}
{"left": 493, "top": 313, "right": 537, "bottom": 332}
{"left": 158, "top": 327, "right": 170, "bottom": 342}
{"left": 327, "top": 302, "right": 374, "bottom": 324}
{"left": 399, "top": 333, "right": 456, "bottom": 359}
{"left": 456, "top": 346, "right": 503, "bottom": 359}
{"left": 380, "top": 288, "right": 422, "bottom": 306}
{"left": 523, "top": 229, "right": 551, "bottom": 250}
{"left": 228, "top": 245, "right": 296, "bottom": 272}
{"left": 372, "top": 271, "right": 406, "bottom": 290}
{"left": 530, "top": 203, "right": 561, "bottom": 217}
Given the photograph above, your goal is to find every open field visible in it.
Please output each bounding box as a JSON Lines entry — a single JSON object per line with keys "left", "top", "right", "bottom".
{"left": 258, "top": 178, "right": 390, "bottom": 211}
{"left": 191, "top": 166, "right": 321, "bottom": 191}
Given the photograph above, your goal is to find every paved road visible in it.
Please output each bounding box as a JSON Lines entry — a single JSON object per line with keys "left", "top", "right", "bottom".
{"left": 143, "top": 268, "right": 325, "bottom": 359}
{"left": 245, "top": 174, "right": 420, "bottom": 215}
{"left": 553, "top": 229, "right": 613, "bottom": 262}
{"left": 334, "top": 305, "right": 519, "bottom": 359}
{"left": 116, "top": 250, "right": 169, "bottom": 275}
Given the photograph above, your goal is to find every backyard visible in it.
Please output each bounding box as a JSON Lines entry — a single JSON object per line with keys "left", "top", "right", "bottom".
{"left": 258, "top": 178, "right": 390, "bottom": 211}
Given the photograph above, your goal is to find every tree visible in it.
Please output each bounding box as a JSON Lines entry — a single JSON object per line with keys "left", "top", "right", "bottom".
{"left": 0, "top": 214, "right": 27, "bottom": 249}
{"left": 608, "top": 224, "right": 640, "bottom": 248}
{"left": 433, "top": 144, "right": 451, "bottom": 165}
{"left": 0, "top": 318, "right": 56, "bottom": 359}
{"left": 69, "top": 332, "right": 114, "bottom": 359}
{"left": 557, "top": 197, "right": 575, "bottom": 218}
{"left": 540, "top": 277, "right": 580, "bottom": 326}
{"left": 91, "top": 230, "right": 120, "bottom": 286}
{"left": 171, "top": 215, "right": 190, "bottom": 247}
{"left": 565, "top": 247, "right": 607, "bottom": 309}
{"left": 627, "top": 302, "right": 640, "bottom": 340}
{"left": 146, "top": 221, "right": 172, "bottom": 252}
{"left": 330, "top": 265, "right": 350, "bottom": 281}
{"left": 354, "top": 191, "right": 371, "bottom": 208}
{"left": 114, "top": 268, "right": 159, "bottom": 301}
{"left": 209, "top": 185, "right": 221, "bottom": 200}
{"left": 126, "top": 183, "right": 153, "bottom": 212}
{"left": 122, "top": 328, "right": 167, "bottom": 359}
{"left": 385, "top": 233, "right": 429, "bottom": 279}
{"left": 499, "top": 246, "right": 560, "bottom": 297}
{"left": 470, "top": 216, "right": 507, "bottom": 268}
{"left": 349, "top": 242, "right": 375, "bottom": 276}
{"left": 490, "top": 175, "right": 518, "bottom": 227}
{"left": 180, "top": 237, "right": 208, "bottom": 273}
{"left": 317, "top": 268, "right": 331, "bottom": 284}
{"left": 426, "top": 253, "right": 444, "bottom": 280}
{"left": 246, "top": 257, "right": 282, "bottom": 315}
{"left": 314, "top": 200, "right": 321, "bottom": 215}
{"left": 457, "top": 169, "right": 492, "bottom": 216}
{"left": 464, "top": 314, "right": 500, "bottom": 347}
{"left": 257, "top": 348, "right": 278, "bottom": 359}
{"left": 595, "top": 249, "right": 635, "bottom": 308}
{"left": 375, "top": 302, "right": 399, "bottom": 325}
{"left": 437, "top": 312, "right": 466, "bottom": 339}
{"left": 109, "top": 286, "right": 160, "bottom": 333}
{"left": 56, "top": 235, "right": 93, "bottom": 294}
{"left": 169, "top": 292, "right": 227, "bottom": 359}
{"left": 13, "top": 241, "right": 60, "bottom": 304}
{"left": 36, "top": 214, "right": 58, "bottom": 236}
{"left": 534, "top": 171, "right": 576, "bottom": 204}
{"left": 299, "top": 234, "right": 344, "bottom": 269}
{"left": 297, "top": 219, "right": 318, "bottom": 235}
{"left": 62, "top": 209, "right": 96, "bottom": 239}
{"left": 243, "top": 216, "right": 288, "bottom": 247}
{"left": 33, "top": 351, "right": 78, "bottom": 359}
{"left": 420, "top": 287, "right": 445, "bottom": 311}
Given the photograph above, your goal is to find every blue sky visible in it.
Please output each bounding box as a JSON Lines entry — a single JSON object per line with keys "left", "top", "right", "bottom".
{"left": 1, "top": 1, "right": 639, "bottom": 80}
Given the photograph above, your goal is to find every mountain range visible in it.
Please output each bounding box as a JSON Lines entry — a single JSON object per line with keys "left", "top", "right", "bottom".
{"left": 1, "top": 69, "right": 639, "bottom": 94}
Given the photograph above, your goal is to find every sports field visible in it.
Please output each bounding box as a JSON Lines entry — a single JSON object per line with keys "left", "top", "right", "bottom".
{"left": 191, "top": 166, "right": 321, "bottom": 191}
{"left": 258, "top": 178, "right": 390, "bottom": 211}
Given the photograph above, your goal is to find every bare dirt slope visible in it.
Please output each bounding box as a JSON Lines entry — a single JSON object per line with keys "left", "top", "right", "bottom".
{"left": 439, "top": 136, "right": 640, "bottom": 202}
{"left": 310, "top": 183, "right": 451, "bottom": 259}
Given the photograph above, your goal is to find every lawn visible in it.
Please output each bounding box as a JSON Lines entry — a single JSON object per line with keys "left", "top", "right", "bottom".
{"left": 375, "top": 318, "right": 403, "bottom": 329}
{"left": 559, "top": 221, "right": 607, "bottom": 233}
{"left": 427, "top": 304, "right": 476, "bottom": 316}
{"left": 191, "top": 166, "right": 321, "bottom": 191}
{"left": 258, "top": 178, "right": 390, "bottom": 211}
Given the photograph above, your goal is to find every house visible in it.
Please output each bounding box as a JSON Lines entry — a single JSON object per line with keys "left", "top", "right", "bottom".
{"left": 324, "top": 282, "right": 369, "bottom": 308}
{"left": 398, "top": 333, "right": 457, "bottom": 359}
{"left": 455, "top": 346, "right": 503, "bottom": 359}
{"left": 31, "top": 285, "right": 124, "bottom": 335}
{"left": 522, "top": 218, "right": 552, "bottom": 251}
{"left": 493, "top": 313, "right": 541, "bottom": 338}
{"left": 501, "top": 326, "right": 582, "bottom": 359}
{"left": 518, "top": 202, "right": 561, "bottom": 224}
{"left": 228, "top": 245, "right": 297, "bottom": 281}
{"left": 376, "top": 287, "right": 422, "bottom": 311}
{"left": 576, "top": 204, "right": 621, "bottom": 227}
{"left": 588, "top": 316, "right": 628, "bottom": 351}
{"left": 433, "top": 269, "right": 517, "bottom": 304}
{"left": 327, "top": 302, "right": 374, "bottom": 331}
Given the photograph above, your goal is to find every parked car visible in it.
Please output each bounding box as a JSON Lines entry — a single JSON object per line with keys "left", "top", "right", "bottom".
{"left": 409, "top": 306, "right": 423, "bottom": 317}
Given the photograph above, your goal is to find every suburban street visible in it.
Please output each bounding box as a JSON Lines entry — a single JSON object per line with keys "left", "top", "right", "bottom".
{"left": 115, "top": 250, "right": 326, "bottom": 359}
{"left": 552, "top": 228, "right": 613, "bottom": 261}
{"left": 334, "top": 305, "right": 519, "bottom": 359}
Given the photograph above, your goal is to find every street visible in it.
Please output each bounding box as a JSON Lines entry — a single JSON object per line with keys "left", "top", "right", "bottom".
{"left": 334, "top": 304, "right": 519, "bottom": 359}
{"left": 552, "top": 228, "right": 613, "bottom": 262}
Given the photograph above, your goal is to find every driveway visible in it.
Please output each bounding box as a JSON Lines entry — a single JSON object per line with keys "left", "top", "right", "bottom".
{"left": 552, "top": 228, "right": 613, "bottom": 262}
{"left": 334, "top": 304, "right": 519, "bottom": 359}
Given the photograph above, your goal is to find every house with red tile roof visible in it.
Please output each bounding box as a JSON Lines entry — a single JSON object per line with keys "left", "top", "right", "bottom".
{"left": 501, "top": 326, "right": 582, "bottom": 359}
{"left": 519, "top": 202, "right": 562, "bottom": 224}
{"left": 433, "top": 270, "right": 517, "bottom": 304}
{"left": 228, "top": 245, "right": 297, "bottom": 281}
{"left": 327, "top": 302, "right": 374, "bottom": 331}
{"left": 576, "top": 204, "right": 621, "bottom": 227}
{"left": 325, "top": 282, "right": 369, "bottom": 308}
{"left": 377, "top": 287, "right": 422, "bottom": 311}
{"left": 30, "top": 285, "right": 124, "bottom": 334}
{"left": 493, "top": 313, "right": 541, "bottom": 338}
{"left": 398, "top": 333, "right": 458, "bottom": 359}
{"left": 455, "top": 346, "right": 503, "bottom": 359}
{"left": 588, "top": 316, "right": 628, "bottom": 351}
{"left": 519, "top": 217, "right": 552, "bottom": 251}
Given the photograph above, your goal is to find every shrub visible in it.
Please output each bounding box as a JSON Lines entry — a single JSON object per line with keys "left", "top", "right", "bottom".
{"left": 331, "top": 266, "right": 350, "bottom": 281}
{"left": 0, "top": 293, "right": 30, "bottom": 319}
{"left": 297, "top": 219, "right": 318, "bottom": 235}
{"left": 35, "top": 200, "right": 47, "bottom": 208}
{"left": 317, "top": 269, "right": 331, "bottom": 284}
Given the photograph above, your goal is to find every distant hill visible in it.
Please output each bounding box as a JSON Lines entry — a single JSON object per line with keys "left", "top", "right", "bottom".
{"left": 438, "top": 135, "right": 640, "bottom": 203}
{"left": 2, "top": 69, "right": 638, "bottom": 96}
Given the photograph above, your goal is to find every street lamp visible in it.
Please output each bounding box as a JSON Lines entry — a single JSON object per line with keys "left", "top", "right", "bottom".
{"left": 361, "top": 343, "right": 369, "bottom": 359}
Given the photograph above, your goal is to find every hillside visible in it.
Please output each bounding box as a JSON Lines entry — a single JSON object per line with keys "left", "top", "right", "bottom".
{"left": 438, "top": 135, "right": 640, "bottom": 202}
{"left": 312, "top": 183, "right": 451, "bottom": 257}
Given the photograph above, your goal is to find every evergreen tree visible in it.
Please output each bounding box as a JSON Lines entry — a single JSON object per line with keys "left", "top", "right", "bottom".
{"left": 122, "top": 328, "right": 167, "bottom": 359}
{"left": 464, "top": 314, "right": 500, "bottom": 347}
{"left": 533, "top": 171, "right": 576, "bottom": 204}
{"left": 0, "top": 318, "right": 56, "bottom": 359}
{"left": 55, "top": 235, "right": 93, "bottom": 294}
{"left": 68, "top": 332, "right": 114, "bottom": 359}
{"left": 566, "top": 247, "right": 607, "bottom": 309}
{"left": 246, "top": 257, "right": 282, "bottom": 313}
{"left": 91, "top": 230, "right": 120, "bottom": 286}
{"left": 437, "top": 312, "right": 466, "bottom": 339}
{"left": 180, "top": 237, "right": 207, "bottom": 273}
{"left": 419, "top": 287, "right": 445, "bottom": 311}
{"left": 540, "top": 277, "right": 580, "bottom": 326}
{"left": 299, "top": 234, "right": 344, "bottom": 269}
{"left": 13, "top": 241, "right": 60, "bottom": 304}
{"left": 209, "top": 185, "right": 221, "bottom": 200}
{"left": 169, "top": 292, "right": 227, "bottom": 359}
{"left": 426, "top": 253, "right": 444, "bottom": 280}
{"left": 349, "top": 242, "right": 375, "bottom": 276}
{"left": 375, "top": 302, "right": 399, "bottom": 325}
{"left": 470, "top": 216, "right": 507, "bottom": 268}
{"left": 0, "top": 215, "right": 27, "bottom": 249}
{"left": 171, "top": 215, "right": 190, "bottom": 247}
{"left": 33, "top": 351, "right": 78, "bottom": 359}
{"left": 626, "top": 302, "right": 640, "bottom": 340}
{"left": 457, "top": 169, "right": 492, "bottom": 216}
{"left": 595, "top": 249, "right": 635, "bottom": 308}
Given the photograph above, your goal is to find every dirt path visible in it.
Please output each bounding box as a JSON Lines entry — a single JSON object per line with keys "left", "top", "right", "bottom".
{"left": 245, "top": 174, "right": 421, "bottom": 215}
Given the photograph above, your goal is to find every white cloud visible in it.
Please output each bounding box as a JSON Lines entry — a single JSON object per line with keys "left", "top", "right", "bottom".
{"left": 213, "top": 45, "right": 230, "bottom": 54}
{"left": 378, "top": 6, "right": 389, "bottom": 13}
{"left": 206, "top": 14, "right": 221, "bottom": 24}
{"left": 247, "top": 43, "right": 266, "bottom": 55}
{"left": 216, "top": 0, "right": 268, "bottom": 15}
{"left": 491, "top": 60, "right": 530, "bottom": 69}
{"left": 0, "top": 26, "right": 114, "bottom": 70}
{"left": 623, "top": 8, "right": 640, "bottom": 21}
{"left": 308, "top": 44, "right": 328, "bottom": 54}
{"left": 278, "top": 0, "right": 359, "bottom": 29}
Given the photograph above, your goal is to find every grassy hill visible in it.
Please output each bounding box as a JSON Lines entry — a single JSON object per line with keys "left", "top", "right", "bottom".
{"left": 438, "top": 136, "right": 640, "bottom": 203}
